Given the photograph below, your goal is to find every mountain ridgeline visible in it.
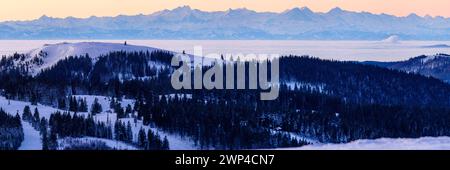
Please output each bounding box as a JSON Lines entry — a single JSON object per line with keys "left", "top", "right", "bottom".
{"left": 1, "top": 6, "right": 450, "bottom": 40}
{"left": 2, "top": 49, "right": 450, "bottom": 148}
{"left": 364, "top": 53, "right": 450, "bottom": 83}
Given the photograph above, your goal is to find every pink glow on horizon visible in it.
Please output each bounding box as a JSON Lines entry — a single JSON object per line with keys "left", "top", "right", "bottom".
{"left": 0, "top": 0, "right": 449, "bottom": 21}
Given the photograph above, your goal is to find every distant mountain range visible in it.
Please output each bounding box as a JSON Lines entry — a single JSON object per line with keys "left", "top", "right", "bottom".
{"left": 364, "top": 54, "right": 450, "bottom": 83}
{"left": 1, "top": 6, "right": 450, "bottom": 40}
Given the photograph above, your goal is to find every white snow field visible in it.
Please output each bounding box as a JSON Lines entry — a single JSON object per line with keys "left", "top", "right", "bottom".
{"left": 58, "top": 137, "right": 138, "bottom": 150}
{"left": 0, "top": 95, "right": 197, "bottom": 150}
{"left": 0, "top": 96, "right": 63, "bottom": 119}
{"left": 281, "top": 137, "right": 450, "bottom": 150}
{"left": 18, "top": 121, "right": 42, "bottom": 150}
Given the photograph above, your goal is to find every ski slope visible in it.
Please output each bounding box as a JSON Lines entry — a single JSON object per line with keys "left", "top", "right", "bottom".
{"left": 18, "top": 121, "right": 42, "bottom": 150}
{"left": 0, "top": 96, "right": 64, "bottom": 119}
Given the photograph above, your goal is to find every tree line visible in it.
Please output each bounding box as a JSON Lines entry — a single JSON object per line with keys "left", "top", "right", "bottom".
{"left": 0, "top": 109, "right": 23, "bottom": 150}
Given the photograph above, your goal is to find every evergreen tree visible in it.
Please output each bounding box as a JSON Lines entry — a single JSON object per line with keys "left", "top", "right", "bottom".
{"left": 15, "top": 112, "right": 21, "bottom": 126}
{"left": 42, "top": 131, "right": 49, "bottom": 150}
{"left": 0, "top": 109, "right": 24, "bottom": 150}
{"left": 58, "top": 98, "right": 66, "bottom": 110}
{"left": 78, "top": 98, "right": 88, "bottom": 112}
{"left": 162, "top": 136, "right": 170, "bottom": 150}
{"left": 114, "top": 121, "right": 120, "bottom": 141}
{"left": 126, "top": 104, "right": 133, "bottom": 115}
{"left": 48, "top": 127, "right": 58, "bottom": 150}
{"left": 41, "top": 119, "right": 49, "bottom": 150}
{"left": 32, "top": 108, "right": 40, "bottom": 129}
{"left": 138, "top": 128, "right": 147, "bottom": 148}
{"left": 30, "top": 92, "right": 38, "bottom": 105}
{"left": 39, "top": 118, "right": 48, "bottom": 136}
{"left": 147, "top": 129, "right": 154, "bottom": 150}
{"left": 134, "top": 99, "right": 141, "bottom": 115}
{"left": 91, "top": 98, "right": 103, "bottom": 115}
{"left": 154, "top": 132, "right": 162, "bottom": 150}
{"left": 22, "top": 105, "right": 32, "bottom": 122}
{"left": 126, "top": 122, "right": 133, "bottom": 143}
{"left": 69, "top": 96, "right": 78, "bottom": 112}
{"left": 34, "top": 108, "right": 40, "bottom": 121}
{"left": 110, "top": 98, "right": 116, "bottom": 110}
{"left": 116, "top": 106, "right": 125, "bottom": 119}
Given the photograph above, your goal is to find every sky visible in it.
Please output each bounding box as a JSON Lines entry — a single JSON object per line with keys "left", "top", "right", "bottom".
{"left": 1, "top": 0, "right": 450, "bottom": 21}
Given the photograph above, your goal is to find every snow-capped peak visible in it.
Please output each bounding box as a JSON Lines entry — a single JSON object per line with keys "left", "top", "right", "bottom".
{"left": 381, "top": 35, "right": 401, "bottom": 43}
{"left": 174, "top": 5, "right": 192, "bottom": 11}
{"left": 406, "top": 13, "right": 421, "bottom": 19}
{"left": 292, "top": 7, "right": 313, "bottom": 13}
{"left": 419, "top": 54, "right": 450, "bottom": 63}
{"left": 282, "top": 7, "right": 314, "bottom": 16}
{"left": 328, "top": 7, "right": 345, "bottom": 14}
{"left": 224, "top": 7, "right": 256, "bottom": 16}
{"left": 38, "top": 15, "right": 52, "bottom": 20}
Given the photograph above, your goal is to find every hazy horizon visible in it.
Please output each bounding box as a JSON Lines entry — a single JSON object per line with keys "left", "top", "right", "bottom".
{"left": 1, "top": 40, "right": 450, "bottom": 62}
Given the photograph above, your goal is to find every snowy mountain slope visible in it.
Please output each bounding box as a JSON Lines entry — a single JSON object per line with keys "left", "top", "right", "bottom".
{"left": 58, "top": 137, "right": 138, "bottom": 150}
{"left": 76, "top": 95, "right": 197, "bottom": 150}
{"left": 6, "top": 94, "right": 450, "bottom": 150}
{"left": 18, "top": 121, "right": 42, "bottom": 150}
{"left": 0, "top": 96, "right": 67, "bottom": 119}
{"left": 11, "top": 41, "right": 216, "bottom": 76}
{"left": 24, "top": 42, "right": 159, "bottom": 75}
{"left": 0, "top": 95, "right": 198, "bottom": 150}
{"left": 281, "top": 137, "right": 450, "bottom": 150}
{"left": 0, "top": 96, "right": 65, "bottom": 150}
{"left": 364, "top": 53, "right": 450, "bottom": 82}
{"left": 72, "top": 95, "right": 197, "bottom": 150}
{"left": 73, "top": 95, "right": 134, "bottom": 114}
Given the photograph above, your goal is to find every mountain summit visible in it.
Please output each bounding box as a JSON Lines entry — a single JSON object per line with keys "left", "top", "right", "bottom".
{"left": 18, "top": 42, "right": 159, "bottom": 75}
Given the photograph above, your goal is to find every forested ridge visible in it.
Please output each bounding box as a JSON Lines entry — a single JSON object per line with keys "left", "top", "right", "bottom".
{"left": 0, "top": 109, "right": 23, "bottom": 150}
{"left": 1, "top": 50, "right": 450, "bottom": 149}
